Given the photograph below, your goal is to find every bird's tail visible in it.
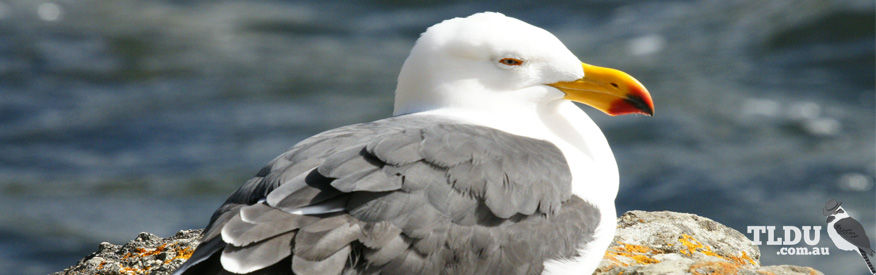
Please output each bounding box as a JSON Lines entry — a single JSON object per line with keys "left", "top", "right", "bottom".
{"left": 860, "top": 248, "right": 876, "bottom": 275}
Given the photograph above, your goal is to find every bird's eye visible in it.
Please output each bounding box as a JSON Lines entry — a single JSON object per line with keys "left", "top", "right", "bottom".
{"left": 499, "top": 58, "right": 523, "bottom": 66}
{"left": 837, "top": 209, "right": 844, "bottom": 214}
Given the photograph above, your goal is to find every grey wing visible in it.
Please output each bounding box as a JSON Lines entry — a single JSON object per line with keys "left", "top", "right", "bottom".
{"left": 174, "top": 121, "right": 387, "bottom": 275}
{"left": 835, "top": 218, "right": 874, "bottom": 251}
{"left": 175, "top": 115, "right": 597, "bottom": 275}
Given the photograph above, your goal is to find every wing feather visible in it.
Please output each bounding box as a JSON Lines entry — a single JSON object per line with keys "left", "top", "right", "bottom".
{"left": 177, "top": 115, "right": 594, "bottom": 275}
{"left": 219, "top": 231, "right": 295, "bottom": 274}
{"left": 294, "top": 217, "right": 363, "bottom": 261}
{"left": 835, "top": 218, "right": 874, "bottom": 250}
{"left": 291, "top": 246, "right": 351, "bottom": 275}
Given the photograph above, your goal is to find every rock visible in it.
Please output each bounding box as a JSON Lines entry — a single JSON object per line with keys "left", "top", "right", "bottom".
{"left": 595, "top": 210, "right": 822, "bottom": 275}
{"left": 53, "top": 229, "right": 202, "bottom": 275}
{"left": 55, "top": 211, "right": 821, "bottom": 274}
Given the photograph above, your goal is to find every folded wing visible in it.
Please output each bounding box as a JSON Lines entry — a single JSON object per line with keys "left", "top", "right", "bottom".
{"left": 174, "top": 115, "right": 599, "bottom": 275}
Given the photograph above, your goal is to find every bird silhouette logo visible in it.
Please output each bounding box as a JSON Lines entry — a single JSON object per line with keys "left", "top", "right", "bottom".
{"left": 824, "top": 199, "right": 876, "bottom": 274}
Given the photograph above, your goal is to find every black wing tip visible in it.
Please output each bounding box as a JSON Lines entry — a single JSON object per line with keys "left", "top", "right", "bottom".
{"left": 173, "top": 237, "right": 225, "bottom": 275}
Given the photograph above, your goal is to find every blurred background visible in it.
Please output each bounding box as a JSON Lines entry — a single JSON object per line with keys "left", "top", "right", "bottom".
{"left": 0, "top": 0, "right": 873, "bottom": 274}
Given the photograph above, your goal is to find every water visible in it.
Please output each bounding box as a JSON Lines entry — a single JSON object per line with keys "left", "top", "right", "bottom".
{"left": 0, "top": 0, "right": 873, "bottom": 273}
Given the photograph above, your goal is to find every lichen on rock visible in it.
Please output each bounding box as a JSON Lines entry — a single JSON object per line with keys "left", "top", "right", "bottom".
{"left": 594, "top": 210, "right": 822, "bottom": 275}
{"left": 55, "top": 211, "right": 822, "bottom": 275}
{"left": 53, "top": 230, "right": 202, "bottom": 275}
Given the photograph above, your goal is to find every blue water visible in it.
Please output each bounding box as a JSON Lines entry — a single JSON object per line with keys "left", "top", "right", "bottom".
{"left": 0, "top": 0, "right": 873, "bottom": 274}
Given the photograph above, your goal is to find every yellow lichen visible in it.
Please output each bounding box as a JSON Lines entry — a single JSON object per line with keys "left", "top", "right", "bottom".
{"left": 601, "top": 234, "right": 760, "bottom": 274}
{"left": 679, "top": 234, "right": 756, "bottom": 266}
{"left": 603, "top": 242, "right": 661, "bottom": 267}
{"left": 118, "top": 263, "right": 144, "bottom": 275}
{"left": 113, "top": 241, "right": 196, "bottom": 274}
{"left": 166, "top": 242, "right": 195, "bottom": 264}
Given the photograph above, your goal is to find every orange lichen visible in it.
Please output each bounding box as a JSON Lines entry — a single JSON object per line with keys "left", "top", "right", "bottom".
{"left": 728, "top": 251, "right": 756, "bottom": 266}
{"left": 112, "top": 241, "right": 196, "bottom": 274}
{"left": 603, "top": 242, "right": 661, "bottom": 267}
{"left": 118, "top": 264, "right": 145, "bottom": 274}
{"left": 166, "top": 242, "right": 195, "bottom": 264}
{"left": 678, "top": 234, "right": 756, "bottom": 266}
{"left": 121, "top": 243, "right": 169, "bottom": 264}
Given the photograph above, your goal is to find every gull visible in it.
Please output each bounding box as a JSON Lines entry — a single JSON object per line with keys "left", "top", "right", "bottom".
{"left": 174, "top": 12, "right": 653, "bottom": 275}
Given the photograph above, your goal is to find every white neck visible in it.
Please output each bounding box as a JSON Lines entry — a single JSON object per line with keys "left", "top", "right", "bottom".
{"left": 397, "top": 96, "right": 619, "bottom": 206}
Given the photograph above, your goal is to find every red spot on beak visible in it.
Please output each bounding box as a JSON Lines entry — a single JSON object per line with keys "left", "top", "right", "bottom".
{"left": 608, "top": 84, "right": 654, "bottom": 116}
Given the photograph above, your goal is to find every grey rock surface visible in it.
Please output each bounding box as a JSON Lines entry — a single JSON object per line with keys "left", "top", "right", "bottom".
{"left": 53, "top": 230, "right": 202, "bottom": 275}
{"left": 594, "top": 210, "right": 822, "bottom": 275}
{"left": 54, "top": 211, "right": 822, "bottom": 274}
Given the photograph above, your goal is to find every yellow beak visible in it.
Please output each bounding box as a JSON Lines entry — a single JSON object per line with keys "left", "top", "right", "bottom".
{"left": 548, "top": 63, "right": 654, "bottom": 116}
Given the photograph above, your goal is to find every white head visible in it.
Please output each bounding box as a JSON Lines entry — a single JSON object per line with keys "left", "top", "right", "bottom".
{"left": 393, "top": 12, "right": 653, "bottom": 117}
